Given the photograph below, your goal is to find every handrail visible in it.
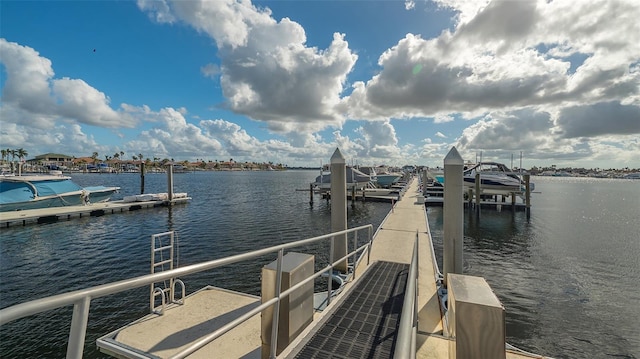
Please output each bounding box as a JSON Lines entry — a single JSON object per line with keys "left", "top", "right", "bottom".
{"left": 394, "top": 231, "right": 419, "bottom": 359}
{"left": 171, "top": 241, "right": 373, "bottom": 359}
{"left": 0, "top": 224, "right": 373, "bottom": 358}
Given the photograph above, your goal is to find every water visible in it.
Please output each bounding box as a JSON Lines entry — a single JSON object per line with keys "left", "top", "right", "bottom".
{"left": 427, "top": 176, "right": 640, "bottom": 358}
{"left": 1, "top": 173, "right": 639, "bottom": 358}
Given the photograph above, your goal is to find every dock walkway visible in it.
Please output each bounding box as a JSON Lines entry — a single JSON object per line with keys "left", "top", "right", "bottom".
{"left": 281, "top": 176, "right": 446, "bottom": 358}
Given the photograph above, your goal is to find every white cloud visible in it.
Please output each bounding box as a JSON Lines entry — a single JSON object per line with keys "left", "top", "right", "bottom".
{"left": 405, "top": 0, "right": 416, "bottom": 11}
{"left": 138, "top": 0, "right": 358, "bottom": 134}
{"left": 0, "top": 38, "right": 137, "bottom": 129}
{"left": 435, "top": 131, "right": 447, "bottom": 138}
{"left": 128, "top": 108, "right": 223, "bottom": 159}
{"left": 200, "top": 63, "right": 220, "bottom": 79}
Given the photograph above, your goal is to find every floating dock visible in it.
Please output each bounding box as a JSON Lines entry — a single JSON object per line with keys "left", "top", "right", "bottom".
{"left": 0, "top": 196, "right": 190, "bottom": 228}
{"left": 94, "top": 177, "right": 544, "bottom": 358}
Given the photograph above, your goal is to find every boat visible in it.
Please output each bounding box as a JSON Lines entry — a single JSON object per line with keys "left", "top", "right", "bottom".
{"left": 0, "top": 174, "right": 119, "bottom": 212}
{"left": 372, "top": 166, "right": 404, "bottom": 187}
{"left": 623, "top": 172, "right": 640, "bottom": 179}
{"left": 313, "top": 166, "right": 374, "bottom": 190}
{"left": 375, "top": 173, "right": 402, "bottom": 187}
{"left": 463, "top": 162, "right": 534, "bottom": 193}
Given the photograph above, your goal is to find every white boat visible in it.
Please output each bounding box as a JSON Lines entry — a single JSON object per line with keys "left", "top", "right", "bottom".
{"left": 313, "top": 166, "right": 374, "bottom": 190}
{"left": 463, "top": 162, "right": 534, "bottom": 194}
{"left": 0, "top": 174, "right": 119, "bottom": 212}
{"left": 623, "top": 172, "right": 640, "bottom": 179}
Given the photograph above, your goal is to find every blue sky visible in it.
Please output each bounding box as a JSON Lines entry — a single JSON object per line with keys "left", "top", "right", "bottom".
{"left": 1, "top": 0, "right": 639, "bottom": 169}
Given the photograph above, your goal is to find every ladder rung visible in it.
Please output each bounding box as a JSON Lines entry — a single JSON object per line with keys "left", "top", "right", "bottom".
{"left": 153, "top": 245, "right": 173, "bottom": 252}
{"left": 153, "top": 259, "right": 172, "bottom": 267}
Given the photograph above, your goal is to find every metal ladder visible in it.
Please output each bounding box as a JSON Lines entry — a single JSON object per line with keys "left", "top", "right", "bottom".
{"left": 150, "top": 231, "right": 185, "bottom": 315}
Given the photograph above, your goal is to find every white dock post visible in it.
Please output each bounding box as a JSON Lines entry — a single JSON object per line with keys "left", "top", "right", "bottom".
{"left": 330, "top": 148, "right": 348, "bottom": 273}
{"left": 167, "top": 163, "right": 174, "bottom": 202}
{"left": 444, "top": 147, "right": 464, "bottom": 287}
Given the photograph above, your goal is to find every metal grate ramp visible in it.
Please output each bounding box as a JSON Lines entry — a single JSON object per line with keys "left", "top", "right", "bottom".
{"left": 292, "top": 261, "right": 408, "bottom": 359}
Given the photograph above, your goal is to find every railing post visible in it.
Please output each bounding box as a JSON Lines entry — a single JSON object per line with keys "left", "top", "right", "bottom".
{"left": 352, "top": 231, "right": 358, "bottom": 280}
{"left": 327, "top": 238, "right": 334, "bottom": 306}
{"left": 67, "top": 296, "right": 91, "bottom": 359}
{"left": 269, "top": 249, "right": 284, "bottom": 359}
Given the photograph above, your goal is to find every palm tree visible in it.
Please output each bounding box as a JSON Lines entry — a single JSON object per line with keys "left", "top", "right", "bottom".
{"left": 1, "top": 149, "right": 6, "bottom": 164}
{"left": 113, "top": 152, "right": 120, "bottom": 172}
{"left": 16, "top": 148, "right": 27, "bottom": 161}
{"left": 91, "top": 152, "right": 99, "bottom": 166}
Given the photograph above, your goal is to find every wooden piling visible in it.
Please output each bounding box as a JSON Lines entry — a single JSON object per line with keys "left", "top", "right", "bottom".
{"left": 309, "top": 183, "right": 314, "bottom": 205}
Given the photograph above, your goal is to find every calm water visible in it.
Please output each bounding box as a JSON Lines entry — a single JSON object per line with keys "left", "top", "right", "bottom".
{"left": 1, "top": 173, "right": 638, "bottom": 358}
{"left": 427, "top": 176, "right": 640, "bottom": 358}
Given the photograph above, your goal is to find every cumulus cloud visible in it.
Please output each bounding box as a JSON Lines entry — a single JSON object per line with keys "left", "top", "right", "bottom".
{"left": 457, "top": 109, "right": 554, "bottom": 153}
{"left": 138, "top": 0, "right": 358, "bottom": 134}
{"left": 343, "top": 0, "right": 639, "bottom": 125}
{"left": 335, "top": 0, "right": 640, "bottom": 168}
{"left": 0, "top": 38, "right": 137, "bottom": 129}
{"left": 128, "top": 108, "right": 223, "bottom": 159}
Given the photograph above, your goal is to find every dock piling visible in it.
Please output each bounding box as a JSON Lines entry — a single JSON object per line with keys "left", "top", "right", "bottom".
{"left": 443, "top": 147, "right": 464, "bottom": 287}
{"left": 167, "top": 164, "right": 174, "bottom": 203}
{"left": 474, "top": 173, "right": 481, "bottom": 212}
{"left": 330, "top": 148, "right": 348, "bottom": 273}
{"left": 525, "top": 174, "right": 531, "bottom": 217}
{"left": 140, "top": 163, "right": 146, "bottom": 194}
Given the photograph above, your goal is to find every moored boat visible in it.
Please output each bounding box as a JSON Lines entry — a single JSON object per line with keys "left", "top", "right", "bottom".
{"left": 0, "top": 174, "right": 119, "bottom": 212}
{"left": 313, "top": 166, "right": 374, "bottom": 189}
{"left": 463, "top": 162, "right": 534, "bottom": 193}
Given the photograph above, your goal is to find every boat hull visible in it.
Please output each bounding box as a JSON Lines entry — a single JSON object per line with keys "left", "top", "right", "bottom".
{"left": 375, "top": 174, "right": 402, "bottom": 187}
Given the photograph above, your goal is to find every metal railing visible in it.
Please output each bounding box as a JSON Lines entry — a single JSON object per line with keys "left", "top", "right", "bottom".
{"left": 0, "top": 225, "right": 373, "bottom": 359}
{"left": 394, "top": 231, "right": 419, "bottom": 359}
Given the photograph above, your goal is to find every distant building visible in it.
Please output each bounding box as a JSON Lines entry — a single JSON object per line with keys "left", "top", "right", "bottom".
{"left": 27, "top": 153, "right": 75, "bottom": 170}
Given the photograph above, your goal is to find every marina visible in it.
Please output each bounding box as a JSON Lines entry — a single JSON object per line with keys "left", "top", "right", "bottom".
{"left": 0, "top": 149, "right": 537, "bottom": 359}
{"left": 0, "top": 168, "right": 638, "bottom": 358}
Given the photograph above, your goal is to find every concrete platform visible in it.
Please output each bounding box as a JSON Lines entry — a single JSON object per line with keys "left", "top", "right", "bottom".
{"left": 0, "top": 197, "right": 190, "bottom": 227}
{"left": 97, "top": 286, "right": 262, "bottom": 359}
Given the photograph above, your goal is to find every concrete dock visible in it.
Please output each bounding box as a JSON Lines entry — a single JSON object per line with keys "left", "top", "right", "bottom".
{"left": 96, "top": 177, "right": 545, "bottom": 358}
{"left": 0, "top": 197, "right": 190, "bottom": 227}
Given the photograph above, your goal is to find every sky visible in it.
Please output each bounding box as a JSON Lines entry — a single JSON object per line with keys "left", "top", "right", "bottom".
{"left": 1, "top": 0, "right": 639, "bottom": 169}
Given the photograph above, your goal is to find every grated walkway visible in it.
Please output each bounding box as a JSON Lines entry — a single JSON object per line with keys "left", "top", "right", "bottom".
{"left": 292, "top": 261, "right": 408, "bottom": 359}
